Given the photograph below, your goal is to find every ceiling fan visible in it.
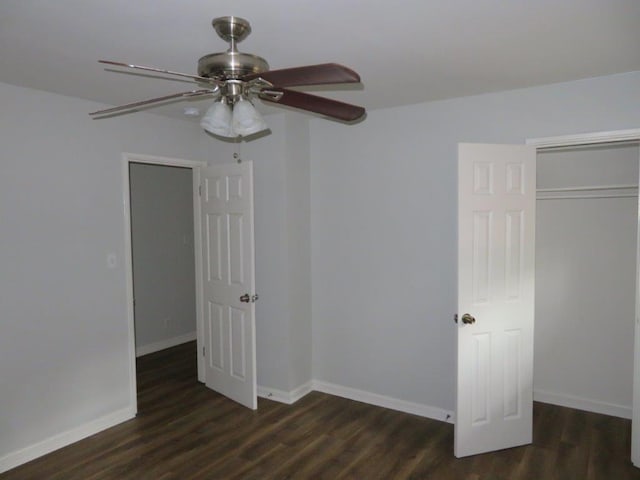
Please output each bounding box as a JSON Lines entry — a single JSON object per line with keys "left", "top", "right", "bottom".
{"left": 90, "top": 16, "right": 366, "bottom": 138}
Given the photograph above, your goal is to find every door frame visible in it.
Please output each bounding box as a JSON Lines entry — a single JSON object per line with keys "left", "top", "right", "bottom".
{"left": 526, "top": 128, "right": 640, "bottom": 465}
{"left": 122, "top": 153, "right": 207, "bottom": 414}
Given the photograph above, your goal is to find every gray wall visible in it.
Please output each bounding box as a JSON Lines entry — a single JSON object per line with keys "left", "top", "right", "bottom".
{"left": 129, "top": 163, "right": 196, "bottom": 355}
{"left": 0, "top": 82, "right": 205, "bottom": 464}
{"left": 309, "top": 71, "right": 640, "bottom": 412}
{"left": 283, "top": 114, "right": 313, "bottom": 391}
{"left": 535, "top": 144, "right": 639, "bottom": 415}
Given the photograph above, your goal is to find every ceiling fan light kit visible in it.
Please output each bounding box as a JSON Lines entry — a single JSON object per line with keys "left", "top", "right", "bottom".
{"left": 200, "top": 95, "right": 268, "bottom": 138}
{"left": 231, "top": 97, "right": 268, "bottom": 137}
{"left": 200, "top": 98, "right": 233, "bottom": 137}
{"left": 90, "top": 16, "right": 366, "bottom": 138}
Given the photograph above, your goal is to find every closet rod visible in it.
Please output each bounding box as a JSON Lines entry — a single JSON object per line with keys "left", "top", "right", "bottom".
{"left": 536, "top": 184, "right": 638, "bottom": 193}
{"left": 537, "top": 193, "right": 638, "bottom": 200}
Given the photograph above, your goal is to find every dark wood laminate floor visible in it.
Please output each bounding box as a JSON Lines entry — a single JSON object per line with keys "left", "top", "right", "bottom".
{"left": 3, "top": 341, "right": 640, "bottom": 479}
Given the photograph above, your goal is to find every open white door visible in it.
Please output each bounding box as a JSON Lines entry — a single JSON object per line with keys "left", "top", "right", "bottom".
{"left": 632, "top": 145, "right": 640, "bottom": 468}
{"left": 200, "top": 161, "right": 257, "bottom": 409}
{"left": 455, "top": 143, "right": 536, "bottom": 457}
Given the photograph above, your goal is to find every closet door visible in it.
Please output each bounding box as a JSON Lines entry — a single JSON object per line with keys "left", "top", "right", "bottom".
{"left": 456, "top": 143, "right": 536, "bottom": 457}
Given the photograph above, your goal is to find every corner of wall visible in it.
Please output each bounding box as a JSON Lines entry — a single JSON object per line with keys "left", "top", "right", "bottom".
{"left": 283, "top": 112, "right": 313, "bottom": 391}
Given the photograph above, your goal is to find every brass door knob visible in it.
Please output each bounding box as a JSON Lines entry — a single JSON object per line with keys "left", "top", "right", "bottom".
{"left": 240, "top": 293, "right": 259, "bottom": 303}
{"left": 461, "top": 313, "right": 476, "bottom": 324}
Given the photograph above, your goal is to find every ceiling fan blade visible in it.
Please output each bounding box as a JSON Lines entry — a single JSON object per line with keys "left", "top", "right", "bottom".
{"left": 89, "top": 89, "right": 217, "bottom": 116}
{"left": 259, "top": 88, "right": 365, "bottom": 122}
{"left": 246, "top": 63, "right": 360, "bottom": 87}
{"left": 98, "top": 60, "right": 220, "bottom": 85}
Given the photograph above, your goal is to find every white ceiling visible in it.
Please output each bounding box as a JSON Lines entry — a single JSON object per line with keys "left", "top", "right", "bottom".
{"left": 1, "top": 0, "right": 639, "bottom": 121}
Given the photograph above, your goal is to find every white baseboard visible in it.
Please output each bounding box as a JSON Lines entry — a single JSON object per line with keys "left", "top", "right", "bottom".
{"left": 6, "top": 381, "right": 632, "bottom": 475}
{"left": 257, "top": 381, "right": 313, "bottom": 405}
{"left": 290, "top": 382, "right": 315, "bottom": 403}
{"left": 257, "top": 380, "right": 453, "bottom": 423}
{"left": 2, "top": 379, "right": 449, "bottom": 473}
{"left": 534, "top": 389, "right": 632, "bottom": 419}
{"left": 0, "top": 406, "right": 135, "bottom": 474}
{"left": 136, "top": 331, "right": 197, "bottom": 357}
{"left": 312, "top": 380, "right": 455, "bottom": 424}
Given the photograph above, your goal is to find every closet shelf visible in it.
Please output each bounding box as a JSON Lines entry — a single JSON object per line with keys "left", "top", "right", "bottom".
{"left": 536, "top": 184, "right": 638, "bottom": 193}
{"left": 536, "top": 184, "right": 638, "bottom": 200}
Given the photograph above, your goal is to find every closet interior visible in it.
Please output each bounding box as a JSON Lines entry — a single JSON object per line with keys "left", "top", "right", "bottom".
{"left": 534, "top": 142, "right": 640, "bottom": 418}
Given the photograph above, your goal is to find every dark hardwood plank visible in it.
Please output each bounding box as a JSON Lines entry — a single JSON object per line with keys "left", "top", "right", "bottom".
{"left": 3, "top": 341, "right": 640, "bottom": 480}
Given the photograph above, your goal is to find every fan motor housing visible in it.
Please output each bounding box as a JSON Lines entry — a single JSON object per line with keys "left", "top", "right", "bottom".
{"left": 197, "top": 51, "right": 269, "bottom": 79}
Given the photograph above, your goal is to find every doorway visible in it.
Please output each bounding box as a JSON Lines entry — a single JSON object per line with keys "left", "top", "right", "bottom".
{"left": 122, "top": 153, "right": 207, "bottom": 413}
{"left": 129, "top": 162, "right": 197, "bottom": 358}
{"left": 454, "top": 130, "right": 640, "bottom": 459}
{"left": 534, "top": 142, "right": 639, "bottom": 420}
{"left": 526, "top": 129, "right": 640, "bottom": 465}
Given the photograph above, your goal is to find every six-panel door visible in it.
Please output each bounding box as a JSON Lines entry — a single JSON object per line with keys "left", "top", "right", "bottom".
{"left": 201, "top": 162, "right": 257, "bottom": 410}
{"left": 455, "top": 143, "right": 536, "bottom": 457}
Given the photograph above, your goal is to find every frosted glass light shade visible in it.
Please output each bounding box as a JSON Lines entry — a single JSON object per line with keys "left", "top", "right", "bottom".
{"left": 232, "top": 98, "right": 268, "bottom": 137}
{"left": 201, "top": 101, "right": 235, "bottom": 137}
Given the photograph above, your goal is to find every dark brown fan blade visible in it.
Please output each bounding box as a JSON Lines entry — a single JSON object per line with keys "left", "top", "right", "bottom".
{"left": 259, "top": 88, "right": 365, "bottom": 122}
{"left": 245, "top": 63, "right": 360, "bottom": 87}
{"left": 99, "top": 60, "right": 219, "bottom": 85}
{"left": 89, "top": 89, "right": 216, "bottom": 116}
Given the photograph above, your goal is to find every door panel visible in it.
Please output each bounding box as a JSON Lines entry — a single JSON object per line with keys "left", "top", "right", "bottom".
{"left": 208, "top": 301, "right": 224, "bottom": 370}
{"left": 455, "top": 143, "right": 536, "bottom": 457}
{"left": 230, "top": 307, "right": 247, "bottom": 379}
{"left": 206, "top": 214, "right": 222, "bottom": 281}
{"left": 201, "top": 162, "right": 257, "bottom": 409}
